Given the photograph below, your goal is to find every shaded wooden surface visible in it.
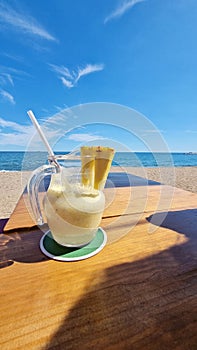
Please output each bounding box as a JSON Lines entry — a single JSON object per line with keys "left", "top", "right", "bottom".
{"left": 0, "top": 183, "right": 197, "bottom": 349}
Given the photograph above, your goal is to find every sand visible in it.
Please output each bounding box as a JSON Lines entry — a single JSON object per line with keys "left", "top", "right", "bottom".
{"left": 0, "top": 171, "right": 31, "bottom": 219}
{"left": 0, "top": 167, "right": 197, "bottom": 219}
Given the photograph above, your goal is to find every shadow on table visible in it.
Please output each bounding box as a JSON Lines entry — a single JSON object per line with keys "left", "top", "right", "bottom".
{"left": 147, "top": 209, "right": 197, "bottom": 262}
{"left": 106, "top": 172, "right": 160, "bottom": 187}
{"left": 0, "top": 225, "right": 48, "bottom": 267}
{"left": 22, "top": 172, "right": 160, "bottom": 193}
{"left": 44, "top": 209, "right": 197, "bottom": 350}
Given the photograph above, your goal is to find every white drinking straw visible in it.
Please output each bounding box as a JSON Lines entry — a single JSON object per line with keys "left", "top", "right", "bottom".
{"left": 27, "top": 110, "right": 55, "bottom": 157}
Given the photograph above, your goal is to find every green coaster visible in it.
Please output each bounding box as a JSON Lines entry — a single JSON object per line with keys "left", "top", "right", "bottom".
{"left": 40, "top": 228, "right": 107, "bottom": 261}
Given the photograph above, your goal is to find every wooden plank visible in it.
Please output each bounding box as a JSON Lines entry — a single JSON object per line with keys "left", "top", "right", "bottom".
{"left": 2, "top": 171, "right": 197, "bottom": 348}
{"left": 3, "top": 170, "right": 160, "bottom": 231}
{"left": 0, "top": 203, "right": 197, "bottom": 349}
{"left": 4, "top": 183, "right": 197, "bottom": 232}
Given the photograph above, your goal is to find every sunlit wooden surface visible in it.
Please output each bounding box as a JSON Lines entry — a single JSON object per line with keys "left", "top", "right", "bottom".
{"left": 1, "top": 179, "right": 197, "bottom": 350}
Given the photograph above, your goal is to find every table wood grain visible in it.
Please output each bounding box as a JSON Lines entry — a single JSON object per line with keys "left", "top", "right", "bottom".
{"left": 0, "top": 183, "right": 197, "bottom": 350}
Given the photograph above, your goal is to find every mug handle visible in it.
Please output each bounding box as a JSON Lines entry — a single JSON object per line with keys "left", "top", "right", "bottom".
{"left": 27, "top": 164, "right": 57, "bottom": 226}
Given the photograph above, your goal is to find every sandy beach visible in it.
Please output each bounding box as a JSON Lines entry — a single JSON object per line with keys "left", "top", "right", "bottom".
{"left": 0, "top": 167, "right": 197, "bottom": 219}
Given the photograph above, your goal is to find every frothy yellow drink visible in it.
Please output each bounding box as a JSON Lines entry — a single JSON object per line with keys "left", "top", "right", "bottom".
{"left": 44, "top": 146, "right": 114, "bottom": 247}
{"left": 44, "top": 172, "right": 105, "bottom": 247}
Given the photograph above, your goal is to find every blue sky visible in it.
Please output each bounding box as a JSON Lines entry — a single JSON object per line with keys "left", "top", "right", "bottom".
{"left": 0, "top": 0, "right": 197, "bottom": 152}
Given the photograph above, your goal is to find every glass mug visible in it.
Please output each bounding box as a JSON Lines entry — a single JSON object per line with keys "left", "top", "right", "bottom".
{"left": 27, "top": 155, "right": 105, "bottom": 247}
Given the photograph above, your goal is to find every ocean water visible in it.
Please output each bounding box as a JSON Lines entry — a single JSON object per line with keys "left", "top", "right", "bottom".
{"left": 0, "top": 151, "right": 197, "bottom": 171}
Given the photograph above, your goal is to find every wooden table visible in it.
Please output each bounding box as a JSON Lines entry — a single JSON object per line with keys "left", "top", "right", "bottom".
{"left": 0, "top": 176, "right": 197, "bottom": 350}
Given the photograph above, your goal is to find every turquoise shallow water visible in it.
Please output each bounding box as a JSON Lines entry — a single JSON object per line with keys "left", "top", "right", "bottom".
{"left": 0, "top": 151, "right": 197, "bottom": 171}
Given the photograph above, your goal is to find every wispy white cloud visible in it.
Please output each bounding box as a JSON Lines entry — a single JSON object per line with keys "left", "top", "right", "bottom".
{"left": 0, "top": 116, "right": 62, "bottom": 147}
{"left": 0, "top": 117, "right": 34, "bottom": 146}
{"left": 48, "top": 64, "right": 75, "bottom": 87}
{"left": 68, "top": 133, "right": 104, "bottom": 142}
{"left": 1, "top": 52, "right": 24, "bottom": 62}
{"left": 75, "top": 64, "right": 104, "bottom": 83}
{"left": 5, "top": 73, "right": 14, "bottom": 86}
{"left": 0, "top": 73, "right": 14, "bottom": 86}
{"left": 0, "top": 115, "right": 105, "bottom": 149}
{"left": 0, "top": 117, "right": 32, "bottom": 132}
{"left": 54, "top": 103, "right": 70, "bottom": 112}
{"left": 0, "top": 2, "right": 56, "bottom": 41}
{"left": 185, "top": 130, "right": 197, "bottom": 133}
{"left": 104, "top": 0, "right": 145, "bottom": 24}
{"left": 49, "top": 64, "right": 73, "bottom": 79}
{"left": 0, "top": 131, "right": 30, "bottom": 146}
{"left": 0, "top": 64, "right": 30, "bottom": 77}
{"left": 0, "top": 90, "right": 15, "bottom": 104}
{"left": 0, "top": 66, "right": 30, "bottom": 99}
{"left": 60, "top": 77, "right": 74, "bottom": 88}
{"left": 49, "top": 63, "right": 104, "bottom": 88}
